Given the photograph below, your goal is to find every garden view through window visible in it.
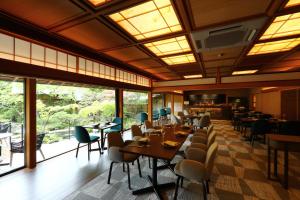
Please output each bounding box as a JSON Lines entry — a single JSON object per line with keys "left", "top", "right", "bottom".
{"left": 36, "top": 82, "right": 115, "bottom": 160}
{"left": 0, "top": 78, "right": 24, "bottom": 175}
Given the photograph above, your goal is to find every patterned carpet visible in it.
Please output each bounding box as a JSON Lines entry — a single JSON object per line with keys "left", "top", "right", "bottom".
{"left": 65, "top": 120, "right": 300, "bottom": 200}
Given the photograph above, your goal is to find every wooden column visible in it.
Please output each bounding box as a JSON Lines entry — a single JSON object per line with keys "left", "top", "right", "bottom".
{"left": 25, "top": 78, "right": 36, "bottom": 169}
{"left": 148, "top": 91, "right": 153, "bottom": 123}
{"left": 116, "top": 88, "right": 123, "bottom": 129}
{"left": 171, "top": 94, "right": 175, "bottom": 114}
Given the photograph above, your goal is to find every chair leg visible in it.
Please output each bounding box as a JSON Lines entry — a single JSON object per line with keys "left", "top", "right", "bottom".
{"left": 205, "top": 180, "right": 209, "bottom": 194}
{"left": 148, "top": 157, "right": 151, "bottom": 169}
{"left": 9, "top": 152, "right": 13, "bottom": 166}
{"left": 107, "top": 162, "right": 114, "bottom": 184}
{"left": 137, "top": 158, "right": 142, "bottom": 177}
{"left": 202, "top": 180, "right": 207, "bottom": 200}
{"left": 123, "top": 162, "right": 125, "bottom": 172}
{"left": 88, "top": 143, "right": 90, "bottom": 161}
{"left": 180, "top": 176, "right": 183, "bottom": 188}
{"left": 126, "top": 163, "right": 131, "bottom": 190}
{"left": 39, "top": 149, "right": 45, "bottom": 160}
{"left": 173, "top": 176, "right": 180, "bottom": 200}
{"left": 76, "top": 143, "right": 80, "bottom": 157}
{"left": 97, "top": 140, "right": 101, "bottom": 155}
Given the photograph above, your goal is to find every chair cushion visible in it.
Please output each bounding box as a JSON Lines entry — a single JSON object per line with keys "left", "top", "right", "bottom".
{"left": 89, "top": 135, "right": 100, "bottom": 142}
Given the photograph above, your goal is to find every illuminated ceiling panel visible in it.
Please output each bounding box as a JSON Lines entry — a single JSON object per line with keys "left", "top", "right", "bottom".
{"left": 109, "top": 0, "right": 182, "bottom": 40}
{"left": 162, "top": 53, "right": 196, "bottom": 65}
{"left": 184, "top": 74, "right": 203, "bottom": 79}
{"left": 88, "top": 0, "right": 111, "bottom": 6}
{"left": 260, "top": 13, "right": 300, "bottom": 40}
{"left": 285, "top": 0, "right": 300, "bottom": 8}
{"left": 144, "top": 36, "right": 191, "bottom": 56}
{"left": 248, "top": 38, "right": 300, "bottom": 55}
{"left": 232, "top": 70, "right": 258, "bottom": 75}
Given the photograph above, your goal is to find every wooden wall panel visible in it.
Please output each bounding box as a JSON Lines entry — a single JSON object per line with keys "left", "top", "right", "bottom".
{"left": 281, "top": 89, "right": 298, "bottom": 120}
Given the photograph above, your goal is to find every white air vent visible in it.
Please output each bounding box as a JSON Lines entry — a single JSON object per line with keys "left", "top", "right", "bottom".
{"left": 190, "top": 17, "right": 267, "bottom": 52}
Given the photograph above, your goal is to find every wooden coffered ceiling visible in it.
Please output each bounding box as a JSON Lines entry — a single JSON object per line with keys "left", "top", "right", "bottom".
{"left": 1, "top": 0, "right": 300, "bottom": 81}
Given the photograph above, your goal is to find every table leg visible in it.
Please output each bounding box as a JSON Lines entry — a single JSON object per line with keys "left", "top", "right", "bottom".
{"left": 132, "top": 158, "right": 175, "bottom": 199}
{"left": 268, "top": 145, "right": 271, "bottom": 179}
{"left": 100, "top": 129, "right": 105, "bottom": 153}
{"left": 283, "top": 146, "right": 288, "bottom": 189}
{"left": 274, "top": 149, "right": 278, "bottom": 177}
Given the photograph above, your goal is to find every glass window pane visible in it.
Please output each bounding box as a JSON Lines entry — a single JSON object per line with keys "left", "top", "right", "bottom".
{"left": 15, "top": 38, "right": 30, "bottom": 63}
{"left": 93, "top": 62, "right": 100, "bottom": 77}
{"left": 0, "top": 78, "right": 25, "bottom": 174}
{"left": 86, "top": 60, "right": 93, "bottom": 76}
{"left": 36, "top": 82, "right": 115, "bottom": 160}
{"left": 0, "top": 33, "right": 14, "bottom": 60}
{"left": 123, "top": 91, "right": 148, "bottom": 129}
{"left": 78, "top": 58, "right": 86, "bottom": 74}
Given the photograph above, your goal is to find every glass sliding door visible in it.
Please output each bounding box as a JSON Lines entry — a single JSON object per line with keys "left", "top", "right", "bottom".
{"left": 123, "top": 91, "right": 148, "bottom": 129}
{"left": 0, "top": 77, "right": 25, "bottom": 175}
{"left": 36, "top": 81, "right": 115, "bottom": 160}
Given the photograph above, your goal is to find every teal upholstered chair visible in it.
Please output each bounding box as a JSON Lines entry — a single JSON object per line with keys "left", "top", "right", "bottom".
{"left": 159, "top": 108, "right": 167, "bottom": 117}
{"left": 104, "top": 117, "right": 122, "bottom": 134}
{"left": 152, "top": 110, "right": 160, "bottom": 125}
{"left": 140, "top": 112, "right": 148, "bottom": 124}
{"left": 75, "top": 126, "right": 101, "bottom": 160}
{"left": 165, "top": 107, "right": 171, "bottom": 115}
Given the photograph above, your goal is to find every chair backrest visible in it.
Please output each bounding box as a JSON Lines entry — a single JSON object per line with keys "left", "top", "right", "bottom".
{"left": 74, "top": 126, "right": 91, "bottom": 143}
{"left": 171, "top": 114, "right": 181, "bottom": 125}
{"left": 204, "top": 142, "right": 218, "bottom": 179}
{"left": 131, "top": 125, "right": 143, "bottom": 138}
{"left": 36, "top": 133, "right": 45, "bottom": 150}
{"left": 0, "top": 123, "right": 10, "bottom": 133}
{"left": 207, "top": 124, "right": 214, "bottom": 136}
{"left": 183, "top": 110, "right": 189, "bottom": 116}
{"left": 140, "top": 112, "right": 148, "bottom": 123}
{"left": 200, "top": 115, "right": 210, "bottom": 127}
{"left": 144, "top": 120, "right": 153, "bottom": 129}
{"left": 280, "top": 120, "right": 300, "bottom": 135}
{"left": 160, "top": 108, "right": 167, "bottom": 116}
{"left": 207, "top": 131, "right": 216, "bottom": 148}
{"left": 153, "top": 110, "right": 159, "bottom": 120}
{"left": 251, "top": 119, "right": 271, "bottom": 135}
{"left": 107, "top": 131, "right": 124, "bottom": 148}
{"left": 112, "top": 117, "right": 122, "bottom": 131}
{"left": 165, "top": 107, "right": 171, "bottom": 115}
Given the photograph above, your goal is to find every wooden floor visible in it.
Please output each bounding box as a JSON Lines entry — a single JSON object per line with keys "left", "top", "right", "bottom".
{"left": 0, "top": 143, "right": 111, "bottom": 200}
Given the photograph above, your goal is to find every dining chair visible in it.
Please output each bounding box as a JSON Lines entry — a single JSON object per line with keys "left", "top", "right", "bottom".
{"left": 74, "top": 126, "right": 101, "bottom": 160}
{"left": 185, "top": 131, "right": 216, "bottom": 155}
{"left": 174, "top": 143, "right": 218, "bottom": 200}
{"left": 107, "top": 132, "right": 142, "bottom": 190}
{"left": 193, "top": 124, "right": 214, "bottom": 138}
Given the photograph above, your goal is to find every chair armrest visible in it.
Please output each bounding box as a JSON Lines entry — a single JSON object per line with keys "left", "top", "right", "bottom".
{"left": 180, "top": 160, "right": 206, "bottom": 181}
{"left": 185, "top": 147, "right": 206, "bottom": 163}
{"left": 108, "top": 146, "right": 123, "bottom": 162}
{"left": 191, "top": 136, "right": 207, "bottom": 144}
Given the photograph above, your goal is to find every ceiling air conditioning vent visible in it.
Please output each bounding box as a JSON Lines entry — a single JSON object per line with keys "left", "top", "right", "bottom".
{"left": 191, "top": 17, "right": 267, "bottom": 52}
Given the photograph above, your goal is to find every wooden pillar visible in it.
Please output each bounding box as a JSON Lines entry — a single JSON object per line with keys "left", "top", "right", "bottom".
{"left": 25, "top": 78, "right": 36, "bottom": 169}
{"left": 171, "top": 94, "right": 174, "bottom": 115}
{"left": 148, "top": 91, "right": 153, "bottom": 122}
{"left": 115, "top": 88, "right": 123, "bottom": 129}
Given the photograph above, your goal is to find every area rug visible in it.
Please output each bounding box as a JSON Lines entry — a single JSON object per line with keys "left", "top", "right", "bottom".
{"left": 65, "top": 120, "right": 300, "bottom": 200}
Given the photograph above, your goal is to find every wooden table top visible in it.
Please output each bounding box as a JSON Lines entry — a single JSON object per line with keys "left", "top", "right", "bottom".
{"left": 267, "top": 134, "right": 300, "bottom": 143}
{"left": 84, "top": 123, "right": 118, "bottom": 130}
{"left": 120, "top": 127, "right": 188, "bottom": 160}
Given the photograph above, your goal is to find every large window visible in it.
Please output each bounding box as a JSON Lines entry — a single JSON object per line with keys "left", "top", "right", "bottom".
{"left": 36, "top": 82, "right": 115, "bottom": 160}
{"left": 0, "top": 78, "right": 25, "bottom": 175}
{"left": 123, "top": 91, "right": 148, "bottom": 129}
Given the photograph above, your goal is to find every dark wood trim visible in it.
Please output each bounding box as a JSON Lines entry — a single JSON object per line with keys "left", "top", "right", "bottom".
{"left": 0, "top": 59, "right": 150, "bottom": 91}
{"left": 148, "top": 91, "right": 153, "bottom": 123}
{"left": 25, "top": 78, "right": 36, "bottom": 169}
{"left": 153, "top": 79, "right": 300, "bottom": 92}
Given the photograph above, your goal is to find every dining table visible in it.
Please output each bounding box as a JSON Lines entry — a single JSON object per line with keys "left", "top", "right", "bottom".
{"left": 120, "top": 126, "right": 189, "bottom": 199}
{"left": 267, "top": 134, "right": 300, "bottom": 189}
{"left": 84, "top": 123, "right": 118, "bottom": 153}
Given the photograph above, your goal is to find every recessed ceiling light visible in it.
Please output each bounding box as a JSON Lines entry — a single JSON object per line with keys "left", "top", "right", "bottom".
{"left": 144, "top": 36, "right": 191, "bottom": 56}
{"left": 260, "top": 13, "right": 300, "bottom": 40}
{"left": 285, "top": 0, "right": 300, "bottom": 8}
{"left": 88, "top": 0, "right": 111, "bottom": 6}
{"left": 183, "top": 74, "right": 203, "bottom": 79}
{"left": 248, "top": 38, "right": 300, "bottom": 55}
{"left": 162, "top": 53, "right": 196, "bottom": 65}
{"left": 232, "top": 70, "right": 258, "bottom": 75}
{"left": 109, "top": 0, "right": 182, "bottom": 40}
